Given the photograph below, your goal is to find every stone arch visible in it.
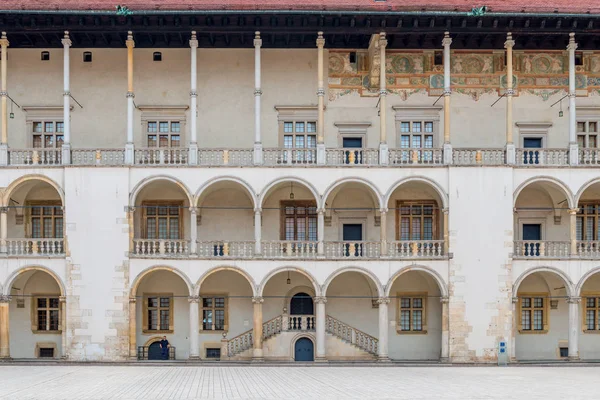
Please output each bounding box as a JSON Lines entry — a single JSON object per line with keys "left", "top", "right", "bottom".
{"left": 575, "top": 267, "right": 600, "bottom": 296}
{"left": 384, "top": 265, "right": 448, "bottom": 298}
{"left": 258, "top": 266, "right": 321, "bottom": 297}
{"left": 143, "top": 336, "right": 165, "bottom": 346}
{"left": 282, "top": 285, "right": 316, "bottom": 312}
{"left": 289, "top": 333, "right": 316, "bottom": 359}
{"left": 512, "top": 266, "right": 574, "bottom": 297}
{"left": 322, "top": 266, "right": 384, "bottom": 297}
{"left": 2, "top": 174, "right": 65, "bottom": 207}
{"left": 258, "top": 177, "right": 321, "bottom": 209}
{"left": 194, "top": 176, "right": 258, "bottom": 210}
{"left": 3, "top": 265, "right": 66, "bottom": 296}
{"left": 195, "top": 266, "right": 258, "bottom": 297}
{"left": 574, "top": 177, "right": 600, "bottom": 206}
{"left": 129, "top": 265, "right": 194, "bottom": 297}
{"left": 129, "top": 175, "right": 194, "bottom": 206}
{"left": 513, "top": 176, "right": 574, "bottom": 209}
{"left": 322, "top": 177, "right": 383, "bottom": 210}
{"left": 384, "top": 176, "right": 448, "bottom": 209}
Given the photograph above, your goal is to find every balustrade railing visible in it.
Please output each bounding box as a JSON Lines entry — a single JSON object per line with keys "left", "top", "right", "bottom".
{"left": 452, "top": 148, "right": 505, "bottom": 165}
{"left": 134, "top": 148, "right": 188, "bottom": 165}
{"left": 263, "top": 148, "right": 317, "bottom": 166}
{"left": 198, "top": 149, "right": 253, "bottom": 166}
{"left": 388, "top": 148, "right": 443, "bottom": 165}
{"left": 388, "top": 240, "right": 445, "bottom": 258}
{"left": 6, "top": 238, "right": 65, "bottom": 256}
{"left": 516, "top": 148, "right": 569, "bottom": 166}
{"left": 71, "top": 149, "right": 126, "bottom": 165}
{"left": 8, "top": 148, "right": 62, "bottom": 166}
{"left": 579, "top": 148, "right": 600, "bottom": 165}
{"left": 227, "top": 330, "right": 253, "bottom": 357}
{"left": 577, "top": 241, "right": 600, "bottom": 258}
{"left": 287, "top": 315, "right": 315, "bottom": 331}
{"left": 262, "top": 315, "right": 283, "bottom": 340}
{"left": 326, "top": 148, "right": 379, "bottom": 166}
{"left": 325, "top": 315, "right": 378, "bottom": 355}
{"left": 324, "top": 242, "right": 380, "bottom": 258}
{"left": 196, "top": 241, "right": 255, "bottom": 258}
{"left": 513, "top": 240, "right": 570, "bottom": 258}
{"left": 261, "top": 241, "right": 318, "bottom": 258}
{"left": 132, "top": 239, "right": 190, "bottom": 256}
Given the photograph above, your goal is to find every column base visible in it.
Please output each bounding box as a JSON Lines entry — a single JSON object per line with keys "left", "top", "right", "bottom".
{"left": 439, "top": 357, "right": 450, "bottom": 364}
{"left": 61, "top": 143, "right": 71, "bottom": 165}
{"left": 377, "top": 355, "right": 391, "bottom": 363}
{"left": 443, "top": 142, "right": 453, "bottom": 165}
{"left": 188, "top": 355, "right": 201, "bottom": 361}
{"left": 317, "top": 143, "right": 326, "bottom": 165}
{"left": 125, "top": 143, "right": 135, "bottom": 165}
{"left": 379, "top": 143, "right": 389, "bottom": 165}
{"left": 251, "top": 357, "right": 265, "bottom": 363}
{"left": 505, "top": 143, "right": 516, "bottom": 165}
{"left": 188, "top": 143, "right": 198, "bottom": 165}
{"left": 568, "top": 355, "right": 580, "bottom": 361}
{"left": 0, "top": 143, "right": 8, "bottom": 166}
{"left": 569, "top": 142, "right": 579, "bottom": 166}
{"left": 253, "top": 143, "right": 263, "bottom": 165}
{"left": 315, "top": 356, "right": 328, "bottom": 363}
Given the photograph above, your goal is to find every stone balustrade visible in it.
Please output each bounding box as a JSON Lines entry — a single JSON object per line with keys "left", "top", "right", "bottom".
{"left": 227, "top": 330, "right": 253, "bottom": 357}
{"left": 452, "top": 148, "right": 505, "bottom": 165}
{"left": 263, "top": 148, "right": 317, "bottom": 166}
{"left": 287, "top": 315, "right": 315, "bottom": 331}
{"left": 134, "top": 148, "right": 188, "bottom": 165}
{"left": 326, "top": 148, "right": 379, "bottom": 166}
{"left": 261, "top": 241, "right": 318, "bottom": 258}
{"left": 8, "top": 148, "right": 62, "bottom": 166}
{"left": 577, "top": 241, "right": 600, "bottom": 258}
{"left": 6, "top": 238, "right": 65, "bottom": 256}
{"left": 196, "top": 241, "right": 255, "bottom": 258}
{"left": 262, "top": 315, "right": 283, "bottom": 340}
{"left": 388, "top": 148, "right": 443, "bottom": 165}
{"left": 324, "top": 241, "right": 381, "bottom": 258}
{"left": 579, "top": 148, "right": 600, "bottom": 165}
{"left": 71, "top": 149, "right": 125, "bottom": 165}
{"left": 513, "top": 240, "right": 570, "bottom": 258}
{"left": 326, "top": 315, "right": 378, "bottom": 355}
{"left": 132, "top": 239, "right": 190, "bottom": 256}
{"left": 388, "top": 240, "right": 445, "bottom": 258}
{"left": 198, "top": 149, "right": 253, "bottom": 166}
{"left": 516, "top": 148, "right": 569, "bottom": 166}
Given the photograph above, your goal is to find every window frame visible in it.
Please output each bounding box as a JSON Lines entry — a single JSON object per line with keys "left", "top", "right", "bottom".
{"left": 138, "top": 105, "right": 188, "bottom": 148}
{"left": 395, "top": 200, "right": 439, "bottom": 241}
{"left": 141, "top": 200, "right": 183, "bottom": 240}
{"left": 27, "top": 200, "right": 64, "bottom": 239}
{"left": 199, "top": 294, "right": 229, "bottom": 333}
{"left": 279, "top": 200, "right": 318, "bottom": 242}
{"left": 142, "top": 293, "right": 174, "bottom": 334}
{"left": 396, "top": 292, "right": 428, "bottom": 334}
{"left": 582, "top": 292, "right": 600, "bottom": 333}
{"left": 577, "top": 203, "right": 600, "bottom": 241}
{"left": 393, "top": 106, "right": 441, "bottom": 149}
{"left": 31, "top": 294, "right": 61, "bottom": 334}
{"left": 23, "top": 106, "right": 72, "bottom": 149}
{"left": 145, "top": 120, "right": 183, "bottom": 148}
{"left": 517, "top": 293, "right": 549, "bottom": 334}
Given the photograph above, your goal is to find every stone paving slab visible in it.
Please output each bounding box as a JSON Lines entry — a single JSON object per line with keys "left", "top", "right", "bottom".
{"left": 0, "top": 365, "right": 598, "bottom": 400}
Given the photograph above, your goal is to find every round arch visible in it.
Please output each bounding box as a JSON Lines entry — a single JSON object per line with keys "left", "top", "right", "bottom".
{"left": 258, "top": 177, "right": 321, "bottom": 209}
{"left": 289, "top": 333, "right": 316, "bottom": 360}
{"left": 384, "top": 176, "right": 448, "bottom": 209}
{"left": 512, "top": 266, "right": 574, "bottom": 297}
{"left": 195, "top": 266, "right": 258, "bottom": 297}
{"left": 2, "top": 174, "right": 65, "bottom": 207}
{"left": 322, "top": 177, "right": 384, "bottom": 211}
{"left": 282, "top": 285, "right": 316, "bottom": 312}
{"left": 574, "top": 177, "right": 600, "bottom": 206}
{"left": 322, "top": 266, "right": 384, "bottom": 297}
{"left": 130, "top": 265, "right": 194, "bottom": 297}
{"left": 513, "top": 176, "right": 575, "bottom": 209}
{"left": 384, "top": 265, "right": 448, "bottom": 298}
{"left": 129, "top": 175, "right": 194, "bottom": 206}
{"left": 575, "top": 267, "right": 600, "bottom": 296}
{"left": 194, "top": 176, "right": 258, "bottom": 210}
{"left": 3, "top": 265, "right": 66, "bottom": 296}
{"left": 258, "top": 266, "right": 321, "bottom": 297}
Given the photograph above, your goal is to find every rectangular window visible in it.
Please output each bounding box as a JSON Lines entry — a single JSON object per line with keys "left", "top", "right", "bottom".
{"left": 584, "top": 295, "right": 600, "bottom": 331}
{"left": 280, "top": 201, "right": 318, "bottom": 241}
{"left": 398, "top": 120, "right": 435, "bottom": 149}
{"left": 201, "top": 296, "right": 227, "bottom": 331}
{"left": 397, "top": 294, "right": 427, "bottom": 334}
{"left": 142, "top": 202, "right": 182, "bottom": 240}
{"left": 146, "top": 120, "right": 181, "bottom": 148}
{"left": 206, "top": 348, "right": 221, "bottom": 359}
{"left": 577, "top": 204, "right": 600, "bottom": 240}
{"left": 145, "top": 295, "right": 172, "bottom": 332}
{"left": 32, "top": 120, "right": 64, "bottom": 148}
{"left": 519, "top": 295, "right": 548, "bottom": 333}
{"left": 29, "top": 202, "right": 63, "bottom": 239}
{"left": 396, "top": 201, "right": 438, "bottom": 241}
{"left": 35, "top": 296, "right": 60, "bottom": 332}
{"left": 281, "top": 120, "right": 317, "bottom": 164}
{"left": 577, "top": 120, "right": 599, "bottom": 148}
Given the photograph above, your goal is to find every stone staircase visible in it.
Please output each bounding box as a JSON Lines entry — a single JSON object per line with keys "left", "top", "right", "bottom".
{"left": 325, "top": 315, "right": 378, "bottom": 356}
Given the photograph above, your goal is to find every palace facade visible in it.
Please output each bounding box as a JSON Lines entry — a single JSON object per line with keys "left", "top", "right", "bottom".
{"left": 1, "top": 0, "right": 600, "bottom": 363}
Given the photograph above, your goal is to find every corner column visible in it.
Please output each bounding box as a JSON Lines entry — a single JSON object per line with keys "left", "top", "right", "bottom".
{"left": 189, "top": 207, "right": 198, "bottom": 255}
{"left": 569, "top": 208, "right": 579, "bottom": 256}
{"left": 0, "top": 32, "right": 9, "bottom": 166}
{"left": 125, "top": 31, "right": 135, "bottom": 165}
{"left": 440, "top": 296, "right": 449, "bottom": 362}
{"left": 189, "top": 296, "right": 200, "bottom": 359}
{"left": 60, "top": 296, "right": 67, "bottom": 358}
{"left": 442, "top": 32, "right": 453, "bottom": 164}
{"left": 0, "top": 295, "right": 11, "bottom": 359}
{"left": 378, "top": 33, "right": 389, "bottom": 165}
{"left": 252, "top": 296, "right": 264, "bottom": 362}
{"left": 380, "top": 209, "right": 388, "bottom": 256}
{"left": 188, "top": 31, "right": 199, "bottom": 165}
{"left": 568, "top": 296, "right": 581, "bottom": 360}
{"left": 0, "top": 206, "right": 7, "bottom": 253}
{"left": 254, "top": 209, "right": 262, "bottom": 255}
{"left": 314, "top": 296, "right": 327, "bottom": 362}
{"left": 253, "top": 32, "right": 263, "bottom": 165}
{"left": 504, "top": 33, "right": 516, "bottom": 165}
{"left": 316, "top": 32, "right": 326, "bottom": 165}
{"left": 568, "top": 33, "right": 579, "bottom": 165}
{"left": 128, "top": 297, "right": 137, "bottom": 359}
{"left": 317, "top": 209, "right": 325, "bottom": 256}
{"left": 377, "top": 296, "right": 390, "bottom": 361}
{"left": 61, "top": 31, "right": 72, "bottom": 165}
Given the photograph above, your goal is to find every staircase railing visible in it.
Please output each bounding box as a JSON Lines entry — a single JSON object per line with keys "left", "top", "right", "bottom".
{"left": 227, "top": 315, "right": 284, "bottom": 357}
{"left": 325, "top": 315, "right": 378, "bottom": 355}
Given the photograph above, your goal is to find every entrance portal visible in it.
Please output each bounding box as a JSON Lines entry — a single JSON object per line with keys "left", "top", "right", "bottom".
{"left": 294, "top": 338, "right": 314, "bottom": 361}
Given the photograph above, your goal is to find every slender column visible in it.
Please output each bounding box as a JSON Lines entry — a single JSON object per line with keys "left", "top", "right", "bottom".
{"left": 0, "top": 295, "right": 11, "bottom": 359}
{"left": 440, "top": 297, "right": 449, "bottom": 362}
{"left": 504, "top": 33, "right": 516, "bottom": 165}
{"left": 378, "top": 33, "right": 389, "bottom": 165}
{"left": 254, "top": 209, "right": 262, "bottom": 255}
{"left": 443, "top": 208, "right": 449, "bottom": 255}
{"left": 568, "top": 296, "right": 581, "bottom": 360}
{"left": 188, "top": 31, "right": 199, "bottom": 165}
{"left": 253, "top": 32, "right": 263, "bottom": 165}
{"left": 189, "top": 207, "right": 198, "bottom": 255}
{"left": 568, "top": 33, "right": 579, "bottom": 165}
{"left": 316, "top": 32, "right": 326, "bottom": 165}
{"left": 252, "top": 296, "right": 264, "bottom": 361}
{"left": 125, "top": 31, "right": 135, "bottom": 164}
{"left": 127, "top": 206, "right": 135, "bottom": 254}
{"left": 0, "top": 206, "right": 7, "bottom": 253}
{"left": 188, "top": 296, "right": 200, "bottom": 359}
{"left": 442, "top": 32, "right": 453, "bottom": 164}
{"left": 128, "top": 297, "right": 137, "bottom": 359}
{"left": 377, "top": 297, "right": 390, "bottom": 361}
{"left": 60, "top": 296, "right": 67, "bottom": 358}
{"left": 569, "top": 208, "right": 579, "bottom": 256}
{"left": 0, "top": 32, "right": 9, "bottom": 166}
{"left": 317, "top": 209, "right": 325, "bottom": 255}
{"left": 61, "top": 31, "right": 72, "bottom": 164}
{"left": 380, "top": 209, "right": 388, "bottom": 256}
{"left": 315, "top": 296, "right": 327, "bottom": 361}
{"left": 510, "top": 297, "right": 518, "bottom": 361}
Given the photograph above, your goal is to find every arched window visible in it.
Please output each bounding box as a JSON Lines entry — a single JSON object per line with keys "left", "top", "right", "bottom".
{"left": 290, "top": 292, "right": 313, "bottom": 315}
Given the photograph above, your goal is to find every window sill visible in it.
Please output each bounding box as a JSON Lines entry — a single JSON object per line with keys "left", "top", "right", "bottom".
{"left": 583, "top": 329, "right": 600, "bottom": 334}
{"left": 31, "top": 330, "right": 62, "bottom": 334}
{"left": 518, "top": 330, "right": 548, "bottom": 334}
{"left": 142, "top": 329, "right": 174, "bottom": 334}
{"left": 396, "top": 330, "right": 428, "bottom": 335}
{"left": 199, "top": 330, "right": 227, "bottom": 334}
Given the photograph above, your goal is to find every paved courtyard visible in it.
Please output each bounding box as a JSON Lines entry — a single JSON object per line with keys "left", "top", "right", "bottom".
{"left": 0, "top": 365, "right": 598, "bottom": 399}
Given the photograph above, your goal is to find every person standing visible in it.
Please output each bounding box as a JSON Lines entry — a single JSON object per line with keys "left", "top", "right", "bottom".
{"left": 159, "top": 336, "right": 170, "bottom": 360}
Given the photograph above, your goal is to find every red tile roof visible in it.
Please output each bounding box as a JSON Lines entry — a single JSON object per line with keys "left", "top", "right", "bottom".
{"left": 1, "top": 0, "right": 598, "bottom": 14}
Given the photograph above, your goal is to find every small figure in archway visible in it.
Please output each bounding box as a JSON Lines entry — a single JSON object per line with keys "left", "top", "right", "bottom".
{"left": 160, "top": 336, "right": 170, "bottom": 360}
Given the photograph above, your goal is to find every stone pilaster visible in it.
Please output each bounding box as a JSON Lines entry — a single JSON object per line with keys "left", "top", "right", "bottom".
{"left": 252, "top": 296, "right": 264, "bottom": 362}
{"left": 0, "top": 295, "right": 11, "bottom": 359}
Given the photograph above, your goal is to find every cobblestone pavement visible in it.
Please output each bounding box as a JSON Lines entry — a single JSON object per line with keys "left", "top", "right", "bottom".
{"left": 0, "top": 365, "right": 598, "bottom": 400}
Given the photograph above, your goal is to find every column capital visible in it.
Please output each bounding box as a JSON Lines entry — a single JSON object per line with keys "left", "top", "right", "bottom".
{"left": 0, "top": 91, "right": 7, "bottom": 97}
{"left": 316, "top": 88, "right": 325, "bottom": 97}
{"left": 0, "top": 32, "right": 9, "bottom": 47}
{"left": 314, "top": 296, "right": 327, "bottom": 304}
{"left": 440, "top": 296, "right": 449, "bottom": 304}
{"left": 63, "top": 91, "right": 71, "bottom": 97}
{"left": 254, "top": 207, "right": 262, "bottom": 214}
{"left": 189, "top": 31, "right": 198, "bottom": 48}
{"left": 512, "top": 296, "right": 519, "bottom": 304}
{"left": 377, "top": 297, "right": 390, "bottom": 305}
{"left": 254, "top": 89, "right": 263, "bottom": 96}
{"left": 254, "top": 31, "right": 262, "bottom": 47}
{"left": 61, "top": 31, "right": 72, "bottom": 47}
{"left": 568, "top": 208, "right": 580, "bottom": 215}
{"left": 126, "top": 92, "right": 135, "bottom": 98}
{"left": 379, "top": 208, "right": 388, "bottom": 214}
{"left": 188, "top": 295, "right": 200, "bottom": 304}
{"left": 190, "top": 90, "right": 198, "bottom": 97}
{"left": 442, "top": 31, "right": 452, "bottom": 47}
{"left": 252, "top": 296, "right": 264, "bottom": 304}
{"left": 189, "top": 206, "right": 197, "bottom": 214}
{"left": 504, "top": 32, "right": 515, "bottom": 49}
{"left": 378, "top": 32, "right": 387, "bottom": 48}
{"left": 506, "top": 88, "right": 516, "bottom": 97}
{"left": 59, "top": 296, "right": 67, "bottom": 303}
{"left": 0, "top": 206, "right": 8, "bottom": 214}
{"left": 126, "top": 206, "right": 136, "bottom": 213}
{"left": 443, "top": 89, "right": 452, "bottom": 96}
{"left": 567, "top": 32, "right": 578, "bottom": 51}
{"left": 567, "top": 296, "right": 582, "bottom": 304}
{"left": 0, "top": 295, "right": 12, "bottom": 303}
{"left": 316, "top": 31, "right": 325, "bottom": 48}
{"left": 129, "top": 296, "right": 137, "bottom": 304}
{"left": 442, "top": 207, "right": 449, "bottom": 215}
{"left": 126, "top": 31, "right": 135, "bottom": 49}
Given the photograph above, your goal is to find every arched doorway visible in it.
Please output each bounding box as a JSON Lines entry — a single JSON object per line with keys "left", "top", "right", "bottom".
{"left": 294, "top": 337, "right": 314, "bottom": 361}
{"left": 290, "top": 292, "right": 314, "bottom": 315}
{"left": 148, "top": 341, "right": 163, "bottom": 360}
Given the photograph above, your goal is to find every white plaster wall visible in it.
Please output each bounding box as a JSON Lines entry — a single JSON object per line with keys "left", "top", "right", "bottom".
{"left": 198, "top": 188, "right": 254, "bottom": 241}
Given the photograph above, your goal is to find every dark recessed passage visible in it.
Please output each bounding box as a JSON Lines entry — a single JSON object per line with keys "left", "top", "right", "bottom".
{"left": 153, "top": 52, "right": 162, "bottom": 61}
{"left": 83, "top": 51, "right": 92, "bottom": 63}
{"left": 41, "top": 51, "right": 50, "bottom": 61}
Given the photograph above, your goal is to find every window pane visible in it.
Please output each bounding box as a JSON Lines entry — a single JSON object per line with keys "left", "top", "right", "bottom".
{"left": 37, "top": 298, "right": 47, "bottom": 308}
{"left": 45, "top": 135, "right": 54, "bottom": 148}
{"left": 148, "top": 310, "right": 158, "bottom": 330}
{"left": 148, "top": 122, "right": 157, "bottom": 133}
{"left": 44, "top": 122, "right": 54, "bottom": 133}
{"left": 587, "top": 310, "right": 596, "bottom": 330}
{"left": 32, "top": 219, "right": 41, "bottom": 239}
{"left": 160, "top": 310, "right": 170, "bottom": 330}
{"left": 147, "top": 135, "right": 157, "bottom": 147}
{"left": 400, "top": 310, "right": 410, "bottom": 331}
{"left": 49, "top": 310, "right": 60, "bottom": 331}
{"left": 55, "top": 218, "right": 64, "bottom": 238}
{"left": 522, "top": 297, "right": 531, "bottom": 308}
{"left": 423, "top": 218, "right": 433, "bottom": 241}
{"left": 159, "top": 135, "right": 169, "bottom": 148}
{"left": 424, "top": 135, "right": 433, "bottom": 149}
{"left": 215, "top": 297, "right": 225, "bottom": 308}
{"left": 412, "top": 122, "right": 421, "bottom": 133}
{"left": 158, "top": 218, "right": 168, "bottom": 239}
{"left": 412, "top": 310, "right": 423, "bottom": 331}
{"left": 147, "top": 297, "right": 158, "bottom": 308}
{"left": 412, "top": 135, "right": 421, "bottom": 148}
{"left": 171, "top": 122, "right": 180, "bottom": 132}
{"left": 171, "top": 135, "right": 180, "bottom": 147}
{"left": 215, "top": 310, "right": 225, "bottom": 330}
{"left": 295, "top": 122, "right": 305, "bottom": 133}
{"left": 424, "top": 122, "right": 433, "bottom": 133}
{"left": 307, "top": 122, "right": 316, "bottom": 133}
{"left": 169, "top": 217, "right": 179, "bottom": 239}
{"left": 43, "top": 218, "right": 53, "bottom": 238}
{"left": 308, "top": 217, "right": 318, "bottom": 242}
{"left": 38, "top": 310, "right": 47, "bottom": 330}
{"left": 400, "top": 135, "right": 410, "bottom": 149}
{"left": 533, "top": 298, "right": 543, "bottom": 308}
{"left": 307, "top": 135, "right": 317, "bottom": 148}
{"left": 33, "top": 135, "right": 42, "bottom": 148}
{"left": 33, "top": 122, "right": 43, "bottom": 133}
{"left": 285, "top": 217, "right": 295, "bottom": 240}
{"left": 284, "top": 135, "right": 293, "bottom": 148}
{"left": 400, "top": 122, "right": 410, "bottom": 133}
{"left": 577, "top": 122, "right": 585, "bottom": 132}
{"left": 49, "top": 298, "right": 59, "bottom": 309}
{"left": 577, "top": 216, "right": 583, "bottom": 241}
{"left": 146, "top": 219, "right": 156, "bottom": 239}
{"left": 284, "top": 122, "right": 293, "bottom": 133}
{"left": 413, "top": 298, "right": 423, "bottom": 308}
{"left": 297, "top": 218, "right": 306, "bottom": 241}
{"left": 533, "top": 310, "right": 543, "bottom": 330}
{"left": 400, "top": 298, "right": 410, "bottom": 308}
{"left": 521, "top": 310, "right": 531, "bottom": 330}
{"left": 295, "top": 135, "right": 305, "bottom": 149}
{"left": 400, "top": 217, "right": 410, "bottom": 240}
{"left": 203, "top": 298, "right": 213, "bottom": 307}
{"left": 160, "top": 297, "right": 170, "bottom": 308}
{"left": 203, "top": 310, "right": 213, "bottom": 330}
{"left": 159, "top": 122, "right": 169, "bottom": 133}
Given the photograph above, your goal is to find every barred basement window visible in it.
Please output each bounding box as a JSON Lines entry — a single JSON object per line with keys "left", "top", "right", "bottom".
{"left": 584, "top": 294, "right": 600, "bottom": 332}
{"left": 142, "top": 202, "right": 182, "bottom": 240}
{"left": 201, "top": 295, "right": 228, "bottom": 332}
{"left": 39, "top": 348, "right": 54, "bottom": 358}
{"left": 396, "top": 293, "right": 427, "bottom": 334}
{"left": 34, "top": 296, "right": 60, "bottom": 332}
{"left": 206, "top": 348, "right": 221, "bottom": 359}
{"left": 519, "top": 294, "right": 548, "bottom": 333}
{"left": 144, "top": 294, "right": 173, "bottom": 333}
